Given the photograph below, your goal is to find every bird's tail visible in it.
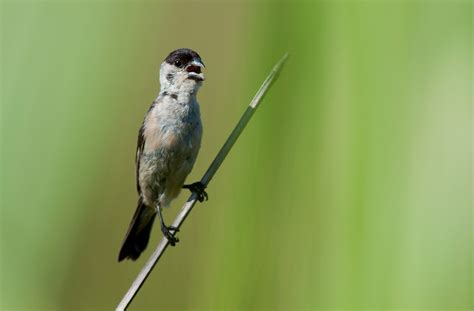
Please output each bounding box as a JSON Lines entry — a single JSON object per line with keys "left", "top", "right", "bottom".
{"left": 118, "top": 198, "right": 156, "bottom": 261}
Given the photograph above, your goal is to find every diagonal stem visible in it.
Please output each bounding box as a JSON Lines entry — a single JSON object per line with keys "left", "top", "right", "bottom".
{"left": 116, "top": 53, "right": 289, "bottom": 311}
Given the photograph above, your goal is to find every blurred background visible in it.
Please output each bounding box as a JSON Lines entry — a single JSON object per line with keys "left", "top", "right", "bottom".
{"left": 1, "top": 1, "right": 472, "bottom": 310}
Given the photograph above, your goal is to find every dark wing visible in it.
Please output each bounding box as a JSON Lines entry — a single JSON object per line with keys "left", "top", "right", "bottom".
{"left": 135, "top": 101, "right": 157, "bottom": 194}
{"left": 135, "top": 123, "right": 145, "bottom": 194}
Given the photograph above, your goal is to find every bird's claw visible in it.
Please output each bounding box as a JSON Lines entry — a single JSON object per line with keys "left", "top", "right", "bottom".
{"left": 161, "top": 225, "right": 179, "bottom": 246}
{"left": 183, "top": 182, "right": 208, "bottom": 202}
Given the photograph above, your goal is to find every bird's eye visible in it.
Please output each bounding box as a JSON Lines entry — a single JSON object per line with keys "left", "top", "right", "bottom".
{"left": 174, "top": 60, "right": 182, "bottom": 67}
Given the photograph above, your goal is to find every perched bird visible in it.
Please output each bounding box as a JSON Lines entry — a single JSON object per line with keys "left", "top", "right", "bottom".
{"left": 118, "top": 48, "right": 208, "bottom": 261}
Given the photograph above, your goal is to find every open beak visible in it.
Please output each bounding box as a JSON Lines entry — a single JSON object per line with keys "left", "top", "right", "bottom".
{"left": 186, "top": 60, "right": 205, "bottom": 81}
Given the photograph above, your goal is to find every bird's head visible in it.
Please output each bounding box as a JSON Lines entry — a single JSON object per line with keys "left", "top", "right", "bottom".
{"left": 159, "top": 48, "right": 205, "bottom": 94}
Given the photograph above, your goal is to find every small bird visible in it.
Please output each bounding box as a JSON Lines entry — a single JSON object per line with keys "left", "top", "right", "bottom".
{"left": 118, "top": 48, "right": 207, "bottom": 261}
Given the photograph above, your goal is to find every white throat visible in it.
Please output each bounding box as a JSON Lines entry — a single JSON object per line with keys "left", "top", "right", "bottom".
{"left": 159, "top": 62, "right": 202, "bottom": 97}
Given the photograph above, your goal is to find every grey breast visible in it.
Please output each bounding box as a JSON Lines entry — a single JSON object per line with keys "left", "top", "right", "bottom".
{"left": 139, "top": 95, "right": 202, "bottom": 207}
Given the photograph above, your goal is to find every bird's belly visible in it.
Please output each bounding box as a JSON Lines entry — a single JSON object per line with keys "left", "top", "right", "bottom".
{"left": 139, "top": 125, "right": 201, "bottom": 207}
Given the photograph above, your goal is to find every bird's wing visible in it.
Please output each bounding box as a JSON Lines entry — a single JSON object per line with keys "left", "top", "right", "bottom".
{"left": 135, "top": 101, "right": 157, "bottom": 194}
{"left": 135, "top": 123, "right": 145, "bottom": 194}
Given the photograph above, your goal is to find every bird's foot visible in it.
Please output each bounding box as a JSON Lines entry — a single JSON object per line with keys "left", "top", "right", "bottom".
{"left": 161, "top": 225, "right": 179, "bottom": 246}
{"left": 183, "top": 182, "right": 208, "bottom": 202}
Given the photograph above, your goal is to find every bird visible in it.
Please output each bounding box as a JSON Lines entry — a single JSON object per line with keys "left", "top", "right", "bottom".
{"left": 118, "top": 48, "right": 208, "bottom": 261}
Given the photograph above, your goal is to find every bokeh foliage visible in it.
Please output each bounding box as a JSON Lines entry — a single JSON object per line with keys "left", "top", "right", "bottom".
{"left": 1, "top": 1, "right": 472, "bottom": 310}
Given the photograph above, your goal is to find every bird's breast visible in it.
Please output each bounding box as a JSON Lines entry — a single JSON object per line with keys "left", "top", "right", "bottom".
{"left": 143, "top": 99, "right": 202, "bottom": 155}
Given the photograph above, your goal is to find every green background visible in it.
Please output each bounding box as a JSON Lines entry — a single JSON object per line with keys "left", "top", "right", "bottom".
{"left": 1, "top": 1, "right": 472, "bottom": 310}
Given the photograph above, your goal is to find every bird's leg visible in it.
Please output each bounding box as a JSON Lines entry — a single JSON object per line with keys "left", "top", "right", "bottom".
{"left": 183, "top": 181, "right": 208, "bottom": 202}
{"left": 156, "top": 204, "right": 179, "bottom": 246}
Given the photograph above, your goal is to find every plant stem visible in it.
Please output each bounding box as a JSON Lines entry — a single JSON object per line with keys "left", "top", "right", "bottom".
{"left": 116, "top": 53, "right": 288, "bottom": 311}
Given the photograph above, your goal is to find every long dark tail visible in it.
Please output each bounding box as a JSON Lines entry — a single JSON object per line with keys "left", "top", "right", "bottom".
{"left": 118, "top": 198, "right": 156, "bottom": 261}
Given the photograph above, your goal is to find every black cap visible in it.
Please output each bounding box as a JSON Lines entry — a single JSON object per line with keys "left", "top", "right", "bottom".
{"left": 164, "top": 48, "right": 204, "bottom": 68}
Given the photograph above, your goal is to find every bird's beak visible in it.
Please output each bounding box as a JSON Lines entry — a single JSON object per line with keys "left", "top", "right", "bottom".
{"left": 186, "top": 60, "right": 205, "bottom": 81}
